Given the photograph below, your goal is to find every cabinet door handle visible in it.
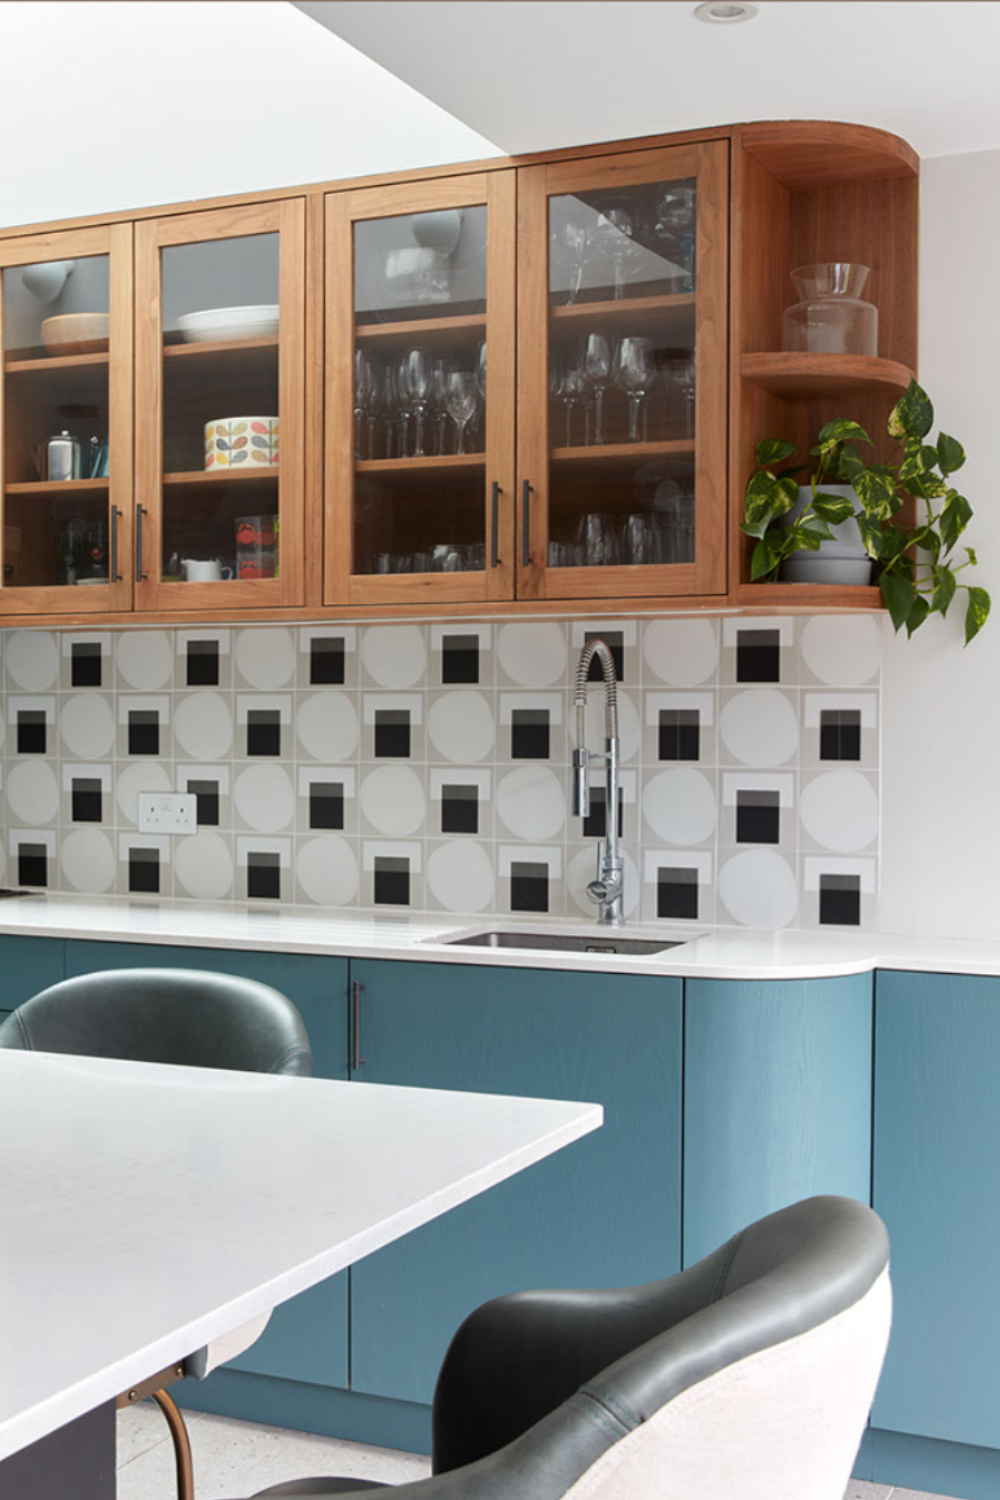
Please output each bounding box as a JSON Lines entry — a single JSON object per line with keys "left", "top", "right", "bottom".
{"left": 490, "top": 481, "right": 501, "bottom": 568}
{"left": 135, "top": 504, "right": 148, "bottom": 582}
{"left": 522, "top": 480, "right": 532, "bottom": 567}
{"left": 110, "top": 506, "right": 122, "bottom": 583}
{"left": 352, "top": 980, "right": 365, "bottom": 1071}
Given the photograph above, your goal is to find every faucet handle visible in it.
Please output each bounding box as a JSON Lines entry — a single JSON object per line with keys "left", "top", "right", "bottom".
{"left": 571, "top": 748, "right": 590, "bottom": 819}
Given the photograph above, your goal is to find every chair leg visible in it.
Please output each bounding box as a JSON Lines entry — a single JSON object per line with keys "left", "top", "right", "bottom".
{"left": 151, "top": 1388, "right": 195, "bottom": 1500}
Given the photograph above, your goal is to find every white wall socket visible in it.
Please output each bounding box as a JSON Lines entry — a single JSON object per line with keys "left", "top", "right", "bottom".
{"left": 138, "top": 793, "right": 197, "bottom": 834}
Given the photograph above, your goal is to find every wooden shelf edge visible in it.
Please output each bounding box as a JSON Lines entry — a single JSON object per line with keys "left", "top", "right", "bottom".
{"left": 551, "top": 440, "right": 693, "bottom": 463}
{"left": 738, "top": 121, "right": 919, "bottom": 189}
{"left": 6, "top": 478, "right": 109, "bottom": 496}
{"left": 741, "top": 351, "right": 915, "bottom": 400}
{"left": 355, "top": 314, "right": 486, "bottom": 342}
{"left": 550, "top": 292, "right": 695, "bottom": 322}
{"left": 162, "top": 335, "right": 278, "bottom": 359}
{"left": 355, "top": 455, "right": 484, "bottom": 475}
{"left": 163, "top": 468, "right": 279, "bottom": 485}
{"left": 736, "top": 581, "right": 885, "bottom": 612}
{"left": 4, "top": 351, "right": 110, "bottom": 375}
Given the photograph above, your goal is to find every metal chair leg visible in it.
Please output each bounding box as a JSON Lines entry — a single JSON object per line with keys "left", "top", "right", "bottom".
{"left": 151, "top": 1388, "right": 195, "bottom": 1500}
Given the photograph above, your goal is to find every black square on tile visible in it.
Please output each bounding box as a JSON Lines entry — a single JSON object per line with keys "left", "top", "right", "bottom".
{"left": 820, "top": 709, "right": 862, "bottom": 762}
{"left": 186, "top": 640, "right": 220, "bottom": 687}
{"left": 582, "top": 786, "right": 625, "bottom": 841}
{"left": 248, "top": 852, "right": 281, "bottom": 900}
{"left": 819, "top": 874, "right": 861, "bottom": 926}
{"left": 441, "top": 784, "right": 478, "bottom": 834}
{"left": 736, "top": 628, "right": 781, "bottom": 683}
{"left": 71, "top": 778, "right": 103, "bottom": 823}
{"left": 71, "top": 642, "right": 102, "bottom": 688}
{"left": 17, "top": 711, "right": 46, "bottom": 755}
{"left": 188, "top": 779, "right": 220, "bottom": 827}
{"left": 658, "top": 709, "right": 700, "bottom": 761}
{"left": 128, "top": 848, "right": 160, "bottom": 894}
{"left": 442, "top": 634, "right": 480, "bottom": 685}
{"left": 585, "top": 632, "right": 624, "bottom": 683}
{"left": 310, "top": 782, "right": 344, "bottom": 830}
{"left": 511, "top": 708, "right": 550, "bottom": 760}
{"left": 374, "top": 856, "right": 410, "bottom": 906}
{"left": 511, "top": 861, "right": 549, "bottom": 913}
{"left": 736, "top": 789, "right": 781, "bottom": 844}
{"left": 247, "top": 710, "right": 281, "bottom": 757}
{"left": 17, "top": 844, "right": 47, "bottom": 888}
{"left": 375, "top": 710, "right": 411, "bottom": 758}
{"left": 310, "top": 638, "right": 345, "bottom": 685}
{"left": 128, "top": 710, "right": 160, "bottom": 757}
{"left": 657, "top": 868, "right": 698, "bottom": 920}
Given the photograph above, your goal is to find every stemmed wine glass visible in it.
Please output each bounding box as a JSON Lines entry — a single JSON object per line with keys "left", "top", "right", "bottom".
{"left": 557, "top": 364, "right": 586, "bottom": 448}
{"left": 550, "top": 213, "right": 592, "bottom": 306}
{"left": 654, "top": 183, "right": 697, "bottom": 291}
{"left": 593, "top": 203, "right": 642, "bottom": 300}
{"left": 431, "top": 357, "right": 450, "bottom": 454}
{"left": 444, "top": 369, "right": 478, "bottom": 455}
{"left": 401, "top": 346, "right": 432, "bottom": 457}
{"left": 614, "top": 336, "right": 655, "bottom": 442}
{"left": 579, "top": 333, "right": 612, "bottom": 446}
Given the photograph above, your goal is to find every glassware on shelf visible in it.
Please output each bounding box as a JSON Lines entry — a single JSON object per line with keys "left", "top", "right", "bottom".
{"left": 576, "top": 511, "right": 620, "bottom": 568}
{"left": 593, "top": 203, "right": 642, "bottom": 301}
{"left": 443, "top": 369, "right": 478, "bottom": 455}
{"left": 658, "top": 348, "right": 696, "bottom": 440}
{"left": 654, "top": 184, "right": 697, "bottom": 292}
{"left": 579, "top": 333, "right": 612, "bottom": 446}
{"left": 557, "top": 364, "right": 586, "bottom": 448}
{"left": 622, "top": 512, "right": 661, "bottom": 567}
{"left": 613, "top": 336, "right": 655, "bottom": 442}
{"left": 354, "top": 350, "right": 375, "bottom": 459}
{"left": 633, "top": 460, "right": 696, "bottom": 565}
{"left": 550, "top": 216, "right": 593, "bottom": 306}
{"left": 781, "top": 263, "right": 878, "bottom": 356}
{"left": 400, "top": 346, "right": 432, "bottom": 457}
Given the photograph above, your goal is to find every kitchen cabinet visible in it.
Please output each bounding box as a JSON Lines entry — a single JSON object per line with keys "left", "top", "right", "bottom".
{"left": 0, "top": 933, "right": 64, "bottom": 1014}
{"left": 347, "top": 958, "right": 682, "bottom": 1405}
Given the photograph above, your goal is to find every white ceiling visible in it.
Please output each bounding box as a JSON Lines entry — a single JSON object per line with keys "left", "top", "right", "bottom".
{"left": 295, "top": 0, "right": 1000, "bottom": 161}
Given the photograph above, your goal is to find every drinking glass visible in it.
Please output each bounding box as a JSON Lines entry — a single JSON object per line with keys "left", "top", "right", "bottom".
{"left": 622, "top": 512, "right": 660, "bottom": 567}
{"left": 614, "top": 336, "right": 655, "bottom": 442}
{"left": 444, "top": 370, "right": 478, "bottom": 455}
{"left": 550, "top": 215, "right": 592, "bottom": 306}
{"left": 431, "top": 358, "right": 450, "bottom": 455}
{"left": 654, "top": 183, "right": 697, "bottom": 292}
{"left": 558, "top": 365, "right": 586, "bottom": 448}
{"left": 477, "top": 339, "right": 487, "bottom": 398}
{"left": 379, "top": 362, "right": 399, "bottom": 458}
{"left": 354, "top": 349, "right": 374, "bottom": 459}
{"left": 393, "top": 354, "right": 413, "bottom": 458}
{"left": 593, "top": 204, "right": 642, "bottom": 300}
{"left": 577, "top": 511, "right": 619, "bottom": 568}
{"left": 401, "top": 346, "right": 432, "bottom": 457}
{"left": 580, "top": 333, "right": 612, "bottom": 446}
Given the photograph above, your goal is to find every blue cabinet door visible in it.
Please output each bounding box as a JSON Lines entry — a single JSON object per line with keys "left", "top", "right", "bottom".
{"left": 63, "top": 939, "right": 350, "bottom": 1390}
{"left": 349, "top": 959, "right": 683, "bottom": 1405}
{"left": 873, "top": 970, "right": 1000, "bottom": 1449}
{"left": 0, "top": 934, "right": 64, "bottom": 1013}
{"left": 684, "top": 975, "right": 873, "bottom": 1267}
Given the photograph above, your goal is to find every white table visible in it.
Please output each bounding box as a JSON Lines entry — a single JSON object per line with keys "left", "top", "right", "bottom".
{"left": 0, "top": 1050, "right": 601, "bottom": 1490}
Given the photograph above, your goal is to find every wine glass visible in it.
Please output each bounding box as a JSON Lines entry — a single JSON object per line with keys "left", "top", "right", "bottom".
{"left": 557, "top": 365, "right": 586, "bottom": 449}
{"left": 654, "top": 184, "right": 697, "bottom": 291}
{"left": 593, "top": 203, "right": 641, "bottom": 300}
{"left": 444, "top": 369, "right": 478, "bottom": 455}
{"left": 378, "top": 361, "right": 399, "bottom": 458}
{"left": 580, "top": 333, "right": 612, "bottom": 446}
{"left": 393, "top": 354, "right": 413, "bottom": 458}
{"left": 431, "top": 357, "right": 450, "bottom": 454}
{"left": 353, "top": 350, "right": 376, "bottom": 460}
{"left": 401, "top": 346, "right": 432, "bottom": 457}
{"left": 614, "top": 336, "right": 654, "bottom": 442}
{"left": 477, "top": 340, "right": 487, "bottom": 399}
{"left": 550, "top": 212, "right": 592, "bottom": 306}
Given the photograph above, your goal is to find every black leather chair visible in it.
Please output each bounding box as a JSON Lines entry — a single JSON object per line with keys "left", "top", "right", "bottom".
{"left": 237, "top": 1196, "right": 891, "bottom": 1500}
{"left": 0, "top": 967, "right": 312, "bottom": 1500}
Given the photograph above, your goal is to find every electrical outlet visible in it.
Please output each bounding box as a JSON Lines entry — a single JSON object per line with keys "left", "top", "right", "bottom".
{"left": 138, "top": 793, "right": 197, "bottom": 834}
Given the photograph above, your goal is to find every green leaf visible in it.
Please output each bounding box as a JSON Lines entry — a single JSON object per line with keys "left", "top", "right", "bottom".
{"left": 939, "top": 491, "right": 973, "bottom": 552}
{"left": 932, "top": 565, "right": 956, "bottom": 615}
{"left": 836, "top": 443, "right": 867, "bottom": 482}
{"left": 853, "top": 466, "right": 897, "bottom": 515}
{"left": 965, "top": 545, "right": 978, "bottom": 566}
{"left": 815, "top": 418, "right": 873, "bottom": 448}
{"left": 899, "top": 442, "right": 940, "bottom": 488}
{"left": 775, "top": 474, "right": 800, "bottom": 509}
{"left": 797, "top": 513, "right": 835, "bottom": 544}
{"left": 965, "top": 587, "right": 991, "bottom": 644}
{"left": 880, "top": 570, "right": 916, "bottom": 632}
{"left": 937, "top": 432, "right": 965, "bottom": 476}
{"left": 888, "top": 378, "right": 934, "bottom": 440}
{"left": 750, "top": 538, "right": 781, "bottom": 582}
{"left": 811, "top": 493, "right": 856, "bottom": 526}
{"left": 907, "top": 472, "right": 948, "bottom": 502}
{"left": 917, "top": 528, "right": 941, "bottom": 562}
{"left": 755, "top": 438, "right": 797, "bottom": 466}
{"left": 856, "top": 514, "right": 885, "bottom": 560}
{"left": 744, "top": 469, "right": 781, "bottom": 525}
{"left": 906, "top": 592, "right": 931, "bottom": 637}
{"left": 740, "top": 516, "right": 772, "bottom": 541}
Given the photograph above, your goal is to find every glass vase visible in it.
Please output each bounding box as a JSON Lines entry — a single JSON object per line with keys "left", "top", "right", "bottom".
{"left": 781, "top": 263, "right": 878, "bottom": 356}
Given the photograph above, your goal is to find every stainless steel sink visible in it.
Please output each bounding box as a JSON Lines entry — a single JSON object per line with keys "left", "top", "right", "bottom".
{"left": 444, "top": 930, "right": 685, "bottom": 957}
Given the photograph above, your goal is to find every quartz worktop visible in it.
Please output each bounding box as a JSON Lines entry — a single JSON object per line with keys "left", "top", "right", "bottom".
{"left": 0, "top": 893, "right": 995, "bottom": 980}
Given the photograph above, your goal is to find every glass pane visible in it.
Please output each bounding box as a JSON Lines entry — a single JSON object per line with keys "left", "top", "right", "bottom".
{"left": 2, "top": 254, "right": 112, "bottom": 588}
{"left": 352, "top": 207, "right": 488, "bottom": 576}
{"left": 160, "top": 233, "right": 280, "bottom": 585}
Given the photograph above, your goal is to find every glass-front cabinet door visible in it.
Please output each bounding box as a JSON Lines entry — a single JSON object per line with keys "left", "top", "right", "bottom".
{"left": 517, "top": 142, "right": 728, "bottom": 601}
{"left": 134, "top": 200, "right": 306, "bottom": 610}
{"left": 0, "top": 224, "right": 133, "bottom": 612}
{"left": 325, "top": 172, "right": 515, "bottom": 605}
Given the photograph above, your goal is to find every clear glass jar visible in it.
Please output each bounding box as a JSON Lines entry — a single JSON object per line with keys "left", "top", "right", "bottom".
{"left": 781, "top": 263, "right": 878, "bottom": 356}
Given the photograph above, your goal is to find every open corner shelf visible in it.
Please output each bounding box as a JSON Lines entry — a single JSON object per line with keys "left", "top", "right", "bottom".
{"left": 739, "top": 121, "right": 919, "bottom": 190}
{"left": 736, "top": 580, "right": 884, "bottom": 613}
{"left": 741, "top": 352, "right": 915, "bottom": 402}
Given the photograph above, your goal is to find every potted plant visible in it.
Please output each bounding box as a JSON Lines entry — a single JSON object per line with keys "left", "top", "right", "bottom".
{"left": 742, "top": 378, "right": 991, "bottom": 641}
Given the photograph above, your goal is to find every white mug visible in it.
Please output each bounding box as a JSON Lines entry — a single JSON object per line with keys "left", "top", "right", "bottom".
{"left": 181, "top": 558, "right": 234, "bottom": 583}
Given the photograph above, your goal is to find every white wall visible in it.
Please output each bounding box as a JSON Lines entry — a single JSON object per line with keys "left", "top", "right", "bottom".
{"left": 879, "top": 148, "right": 1000, "bottom": 938}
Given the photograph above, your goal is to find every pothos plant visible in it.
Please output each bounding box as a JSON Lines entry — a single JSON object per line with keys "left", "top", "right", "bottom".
{"left": 742, "top": 378, "right": 991, "bottom": 643}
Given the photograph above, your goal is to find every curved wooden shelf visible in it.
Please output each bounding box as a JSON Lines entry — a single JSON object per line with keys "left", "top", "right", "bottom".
{"left": 741, "top": 352, "right": 914, "bottom": 402}
{"left": 737, "top": 580, "right": 884, "bottom": 613}
{"left": 739, "top": 121, "right": 919, "bottom": 189}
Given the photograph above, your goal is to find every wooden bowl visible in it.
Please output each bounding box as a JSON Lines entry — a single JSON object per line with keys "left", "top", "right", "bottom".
{"left": 40, "top": 313, "right": 110, "bottom": 357}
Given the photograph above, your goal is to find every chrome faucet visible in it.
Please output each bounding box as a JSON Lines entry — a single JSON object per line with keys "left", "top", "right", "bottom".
{"left": 572, "top": 638, "right": 624, "bottom": 926}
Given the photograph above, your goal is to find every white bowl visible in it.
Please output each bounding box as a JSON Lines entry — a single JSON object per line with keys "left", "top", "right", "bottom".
{"left": 177, "top": 304, "right": 280, "bottom": 344}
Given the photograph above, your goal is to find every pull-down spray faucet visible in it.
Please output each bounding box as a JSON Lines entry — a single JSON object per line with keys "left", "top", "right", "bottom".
{"left": 571, "top": 638, "right": 624, "bottom": 926}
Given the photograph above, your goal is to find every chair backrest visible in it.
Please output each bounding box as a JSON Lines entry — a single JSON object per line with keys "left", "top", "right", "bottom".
{"left": 0, "top": 967, "right": 312, "bottom": 1076}
{"left": 432, "top": 1196, "right": 890, "bottom": 1500}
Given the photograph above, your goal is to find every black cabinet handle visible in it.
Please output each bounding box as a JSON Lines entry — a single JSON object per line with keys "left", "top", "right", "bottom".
{"left": 522, "top": 480, "right": 532, "bottom": 567}
{"left": 352, "top": 980, "right": 365, "bottom": 1071}
{"left": 135, "top": 504, "right": 148, "bottom": 582}
{"left": 490, "top": 481, "right": 501, "bottom": 568}
{"left": 110, "top": 506, "right": 122, "bottom": 583}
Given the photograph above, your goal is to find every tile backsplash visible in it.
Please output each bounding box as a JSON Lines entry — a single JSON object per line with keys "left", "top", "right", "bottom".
{"left": 0, "top": 614, "right": 880, "bottom": 930}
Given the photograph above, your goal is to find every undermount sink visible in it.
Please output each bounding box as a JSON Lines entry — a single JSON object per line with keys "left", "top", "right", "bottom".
{"left": 443, "top": 930, "right": 686, "bottom": 957}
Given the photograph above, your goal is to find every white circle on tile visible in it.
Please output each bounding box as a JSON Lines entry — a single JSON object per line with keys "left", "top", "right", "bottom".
{"left": 361, "top": 626, "right": 426, "bottom": 688}
{"left": 175, "top": 692, "right": 233, "bottom": 760}
{"left": 496, "top": 766, "right": 565, "bottom": 840}
{"left": 60, "top": 828, "right": 114, "bottom": 894}
{"left": 235, "top": 764, "right": 295, "bottom": 833}
{"left": 117, "top": 630, "right": 172, "bottom": 689}
{"left": 360, "top": 765, "right": 426, "bottom": 836}
{"left": 568, "top": 847, "right": 640, "bottom": 919}
{"left": 174, "top": 832, "right": 233, "bottom": 901}
{"left": 718, "top": 849, "right": 798, "bottom": 929}
{"left": 573, "top": 690, "right": 641, "bottom": 763}
{"left": 6, "top": 760, "right": 58, "bottom": 824}
{"left": 643, "top": 769, "right": 717, "bottom": 845}
{"left": 297, "top": 836, "right": 358, "bottom": 906}
{"left": 800, "top": 616, "right": 879, "bottom": 686}
{"left": 428, "top": 691, "right": 495, "bottom": 763}
{"left": 800, "top": 770, "right": 878, "bottom": 852}
{"left": 235, "top": 627, "right": 295, "bottom": 689}
{"left": 497, "top": 623, "right": 566, "bottom": 687}
{"left": 296, "top": 691, "right": 358, "bottom": 761}
{"left": 116, "top": 761, "right": 172, "bottom": 825}
{"left": 643, "top": 619, "right": 718, "bottom": 686}
{"left": 427, "top": 841, "right": 494, "bottom": 913}
{"left": 6, "top": 630, "right": 57, "bottom": 689}
{"left": 60, "top": 694, "right": 115, "bottom": 759}
{"left": 720, "top": 690, "right": 798, "bottom": 767}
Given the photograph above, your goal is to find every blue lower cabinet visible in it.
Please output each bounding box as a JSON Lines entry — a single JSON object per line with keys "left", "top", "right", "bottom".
{"left": 683, "top": 975, "right": 873, "bottom": 1267}
{"left": 63, "top": 939, "right": 351, "bottom": 1391}
{"left": 348, "top": 959, "right": 683, "bottom": 1406}
{"left": 0, "top": 934, "right": 64, "bottom": 1012}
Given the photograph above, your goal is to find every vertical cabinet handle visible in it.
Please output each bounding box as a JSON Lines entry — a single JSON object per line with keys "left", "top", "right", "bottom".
{"left": 110, "top": 506, "right": 122, "bottom": 583}
{"left": 135, "top": 504, "right": 148, "bottom": 582}
{"left": 522, "top": 480, "right": 532, "bottom": 567}
{"left": 490, "top": 481, "right": 501, "bottom": 568}
{"left": 352, "top": 980, "right": 365, "bottom": 1071}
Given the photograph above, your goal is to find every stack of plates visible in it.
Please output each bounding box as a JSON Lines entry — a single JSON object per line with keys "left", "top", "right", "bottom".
{"left": 177, "top": 305, "right": 279, "bottom": 343}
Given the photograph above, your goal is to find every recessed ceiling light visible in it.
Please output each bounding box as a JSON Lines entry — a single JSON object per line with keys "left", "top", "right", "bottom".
{"left": 694, "top": 1, "right": 759, "bottom": 22}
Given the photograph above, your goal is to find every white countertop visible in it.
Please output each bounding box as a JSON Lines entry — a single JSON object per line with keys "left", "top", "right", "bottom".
{"left": 0, "top": 1050, "right": 600, "bottom": 1461}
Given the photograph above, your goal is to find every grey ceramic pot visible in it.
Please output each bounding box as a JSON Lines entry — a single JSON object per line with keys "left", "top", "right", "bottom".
{"left": 781, "top": 484, "right": 874, "bottom": 585}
